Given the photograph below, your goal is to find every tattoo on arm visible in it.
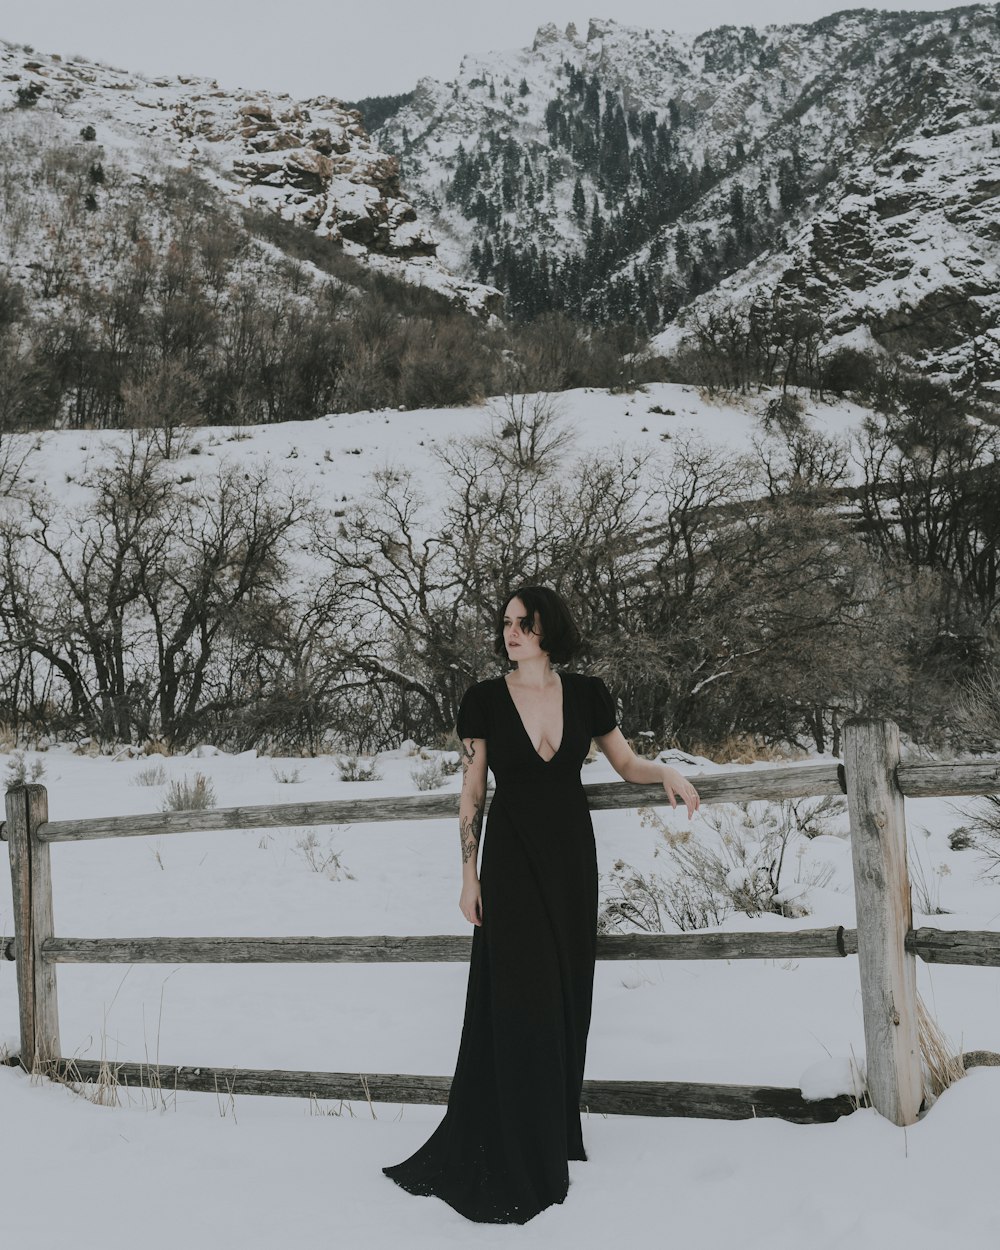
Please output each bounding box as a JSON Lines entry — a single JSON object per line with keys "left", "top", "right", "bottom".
{"left": 461, "top": 802, "right": 483, "bottom": 864}
{"left": 460, "top": 738, "right": 483, "bottom": 865}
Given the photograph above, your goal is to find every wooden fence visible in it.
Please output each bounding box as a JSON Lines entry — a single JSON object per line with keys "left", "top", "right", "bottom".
{"left": 3, "top": 718, "right": 1000, "bottom": 1127}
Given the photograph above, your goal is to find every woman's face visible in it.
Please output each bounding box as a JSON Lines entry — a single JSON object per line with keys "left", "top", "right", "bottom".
{"left": 503, "top": 597, "right": 546, "bottom": 662}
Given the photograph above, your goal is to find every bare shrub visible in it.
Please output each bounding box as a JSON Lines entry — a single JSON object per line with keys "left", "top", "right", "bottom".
{"left": 954, "top": 665, "right": 1000, "bottom": 752}
{"left": 947, "top": 826, "right": 977, "bottom": 851}
{"left": 787, "top": 794, "right": 848, "bottom": 838}
{"left": 162, "top": 772, "right": 215, "bottom": 811}
{"left": 335, "top": 755, "right": 382, "bottom": 782}
{"left": 960, "top": 795, "right": 1000, "bottom": 876}
{"left": 131, "top": 763, "right": 167, "bottom": 787}
{"left": 4, "top": 751, "right": 46, "bottom": 786}
{"left": 599, "top": 800, "right": 839, "bottom": 934}
{"left": 762, "top": 392, "right": 805, "bottom": 437}
{"left": 410, "top": 758, "right": 448, "bottom": 790}
{"left": 599, "top": 856, "right": 732, "bottom": 934}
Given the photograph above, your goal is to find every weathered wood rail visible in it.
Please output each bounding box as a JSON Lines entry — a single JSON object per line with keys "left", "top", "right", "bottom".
{"left": 3, "top": 719, "right": 999, "bottom": 1128}
{"left": 5, "top": 926, "right": 1000, "bottom": 966}
{"left": 4, "top": 756, "right": 997, "bottom": 845}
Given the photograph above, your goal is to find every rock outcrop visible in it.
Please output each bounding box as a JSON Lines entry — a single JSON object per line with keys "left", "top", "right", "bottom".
{"left": 0, "top": 39, "right": 497, "bottom": 313}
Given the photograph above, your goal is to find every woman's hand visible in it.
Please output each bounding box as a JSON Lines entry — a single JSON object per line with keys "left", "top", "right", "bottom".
{"left": 460, "top": 879, "right": 483, "bottom": 926}
{"left": 662, "top": 766, "right": 701, "bottom": 819}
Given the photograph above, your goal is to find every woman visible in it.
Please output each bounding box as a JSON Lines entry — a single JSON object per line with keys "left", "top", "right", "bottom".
{"left": 383, "top": 584, "right": 700, "bottom": 1224}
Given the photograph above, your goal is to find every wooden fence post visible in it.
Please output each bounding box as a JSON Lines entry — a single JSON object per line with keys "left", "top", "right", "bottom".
{"left": 5, "top": 785, "right": 60, "bottom": 1069}
{"left": 843, "top": 719, "right": 922, "bottom": 1125}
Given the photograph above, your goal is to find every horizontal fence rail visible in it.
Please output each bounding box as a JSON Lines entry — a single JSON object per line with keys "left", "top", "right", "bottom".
{"left": 2, "top": 757, "right": 996, "bottom": 846}
{"left": 14, "top": 1059, "right": 855, "bottom": 1124}
{"left": 35, "top": 929, "right": 861, "bottom": 963}
{"left": 6, "top": 926, "right": 997, "bottom": 967}
{"left": 906, "top": 929, "right": 1000, "bottom": 966}
{"left": 6, "top": 762, "right": 846, "bottom": 842}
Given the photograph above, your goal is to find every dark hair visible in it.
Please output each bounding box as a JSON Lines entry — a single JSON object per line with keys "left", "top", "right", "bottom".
{"left": 493, "top": 584, "right": 582, "bottom": 665}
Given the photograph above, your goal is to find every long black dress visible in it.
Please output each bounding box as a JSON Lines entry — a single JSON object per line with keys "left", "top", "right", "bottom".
{"left": 382, "top": 669, "right": 618, "bottom": 1224}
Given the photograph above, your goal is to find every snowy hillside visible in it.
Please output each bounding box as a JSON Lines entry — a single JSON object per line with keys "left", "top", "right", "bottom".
{"left": 374, "top": 7, "right": 1000, "bottom": 391}
{"left": 0, "top": 37, "right": 496, "bottom": 312}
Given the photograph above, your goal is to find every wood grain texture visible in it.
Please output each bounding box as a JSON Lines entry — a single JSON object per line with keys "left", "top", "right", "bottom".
{"left": 896, "top": 761, "right": 1000, "bottom": 798}
{"left": 844, "top": 719, "right": 923, "bottom": 1126}
{"left": 5, "top": 787, "right": 33, "bottom": 1061}
{"left": 41, "top": 927, "right": 860, "bottom": 965}
{"left": 24, "top": 927, "right": 1000, "bottom": 967}
{"left": 908, "top": 928, "right": 1000, "bottom": 966}
{"left": 45, "top": 1059, "right": 856, "bottom": 1123}
{"left": 4, "top": 786, "right": 60, "bottom": 1065}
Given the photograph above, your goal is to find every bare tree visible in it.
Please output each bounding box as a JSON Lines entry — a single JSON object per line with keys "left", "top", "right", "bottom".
{"left": 123, "top": 359, "right": 204, "bottom": 459}
{"left": 482, "top": 389, "right": 575, "bottom": 471}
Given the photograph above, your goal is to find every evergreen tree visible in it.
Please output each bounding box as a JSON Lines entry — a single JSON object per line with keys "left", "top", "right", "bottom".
{"left": 572, "top": 177, "right": 586, "bottom": 223}
{"left": 583, "top": 76, "right": 601, "bottom": 121}
{"left": 590, "top": 197, "right": 604, "bottom": 247}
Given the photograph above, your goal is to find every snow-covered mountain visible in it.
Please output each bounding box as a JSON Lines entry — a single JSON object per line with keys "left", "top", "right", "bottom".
{"left": 373, "top": 8, "right": 1000, "bottom": 392}
{"left": 0, "top": 39, "right": 495, "bottom": 313}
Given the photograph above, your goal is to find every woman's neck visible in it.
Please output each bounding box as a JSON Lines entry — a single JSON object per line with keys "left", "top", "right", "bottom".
{"left": 508, "top": 656, "right": 557, "bottom": 687}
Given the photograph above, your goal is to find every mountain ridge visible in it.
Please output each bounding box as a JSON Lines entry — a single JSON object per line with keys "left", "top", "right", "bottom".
{"left": 373, "top": 6, "right": 1000, "bottom": 395}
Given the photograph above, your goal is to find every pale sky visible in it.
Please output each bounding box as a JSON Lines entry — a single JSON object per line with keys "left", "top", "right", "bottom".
{"left": 2, "top": 1, "right": 977, "bottom": 101}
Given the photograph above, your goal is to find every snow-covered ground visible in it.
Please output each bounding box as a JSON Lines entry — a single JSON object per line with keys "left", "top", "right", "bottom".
{"left": 1, "top": 740, "right": 999, "bottom": 1249}
{"left": 18, "top": 381, "right": 869, "bottom": 517}
{"left": 2, "top": 388, "right": 998, "bottom": 1246}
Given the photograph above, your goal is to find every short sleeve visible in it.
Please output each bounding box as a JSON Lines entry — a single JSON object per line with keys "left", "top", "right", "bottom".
{"left": 589, "top": 675, "right": 617, "bottom": 737}
{"left": 456, "top": 683, "right": 489, "bottom": 740}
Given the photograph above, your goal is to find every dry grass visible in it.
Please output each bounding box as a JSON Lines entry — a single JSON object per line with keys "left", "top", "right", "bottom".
{"left": 294, "top": 828, "right": 355, "bottom": 880}
{"left": 307, "top": 1093, "right": 358, "bottom": 1117}
{"left": 49, "top": 1054, "right": 124, "bottom": 1107}
{"left": 917, "top": 995, "right": 966, "bottom": 1102}
{"left": 131, "top": 762, "right": 167, "bottom": 787}
{"left": 271, "top": 764, "right": 303, "bottom": 784}
{"left": 688, "top": 733, "right": 811, "bottom": 766}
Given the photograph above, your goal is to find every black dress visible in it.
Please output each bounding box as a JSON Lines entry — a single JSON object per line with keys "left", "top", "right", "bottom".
{"left": 382, "top": 669, "right": 618, "bottom": 1224}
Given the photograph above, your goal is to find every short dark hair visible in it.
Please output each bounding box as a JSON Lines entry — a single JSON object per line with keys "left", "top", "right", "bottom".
{"left": 493, "top": 584, "right": 582, "bottom": 665}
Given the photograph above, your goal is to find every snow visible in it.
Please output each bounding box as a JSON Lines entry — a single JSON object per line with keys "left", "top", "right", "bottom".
{"left": 0, "top": 1059, "right": 996, "bottom": 1249}
{"left": 2, "top": 736, "right": 999, "bottom": 1244}
{"left": 9, "top": 382, "right": 870, "bottom": 533}
{"left": 800, "top": 1056, "right": 866, "bottom": 1101}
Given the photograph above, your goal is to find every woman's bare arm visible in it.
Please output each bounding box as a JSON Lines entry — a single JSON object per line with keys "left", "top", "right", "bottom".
{"left": 594, "top": 727, "right": 700, "bottom": 818}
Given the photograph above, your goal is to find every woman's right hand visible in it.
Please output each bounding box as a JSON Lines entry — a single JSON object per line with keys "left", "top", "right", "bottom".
{"left": 460, "top": 879, "right": 482, "bottom": 926}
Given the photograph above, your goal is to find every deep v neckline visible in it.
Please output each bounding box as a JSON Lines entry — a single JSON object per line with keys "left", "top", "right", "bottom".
{"left": 502, "top": 671, "right": 566, "bottom": 764}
